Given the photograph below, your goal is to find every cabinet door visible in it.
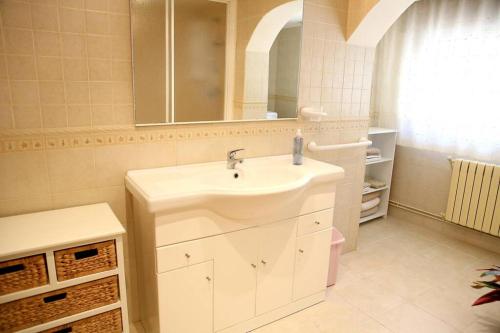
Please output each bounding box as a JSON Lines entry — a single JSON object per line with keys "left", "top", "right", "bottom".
{"left": 213, "top": 228, "right": 259, "bottom": 331}
{"left": 293, "top": 228, "right": 332, "bottom": 301}
{"left": 256, "top": 219, "right": 297, "bottom": 315}
{"left": 158, "top": 261, "right": 213, "bottom": 333}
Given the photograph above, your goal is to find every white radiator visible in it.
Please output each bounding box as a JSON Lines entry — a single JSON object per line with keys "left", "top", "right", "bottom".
{"left": 445, "top": 159, "right": 500, "bottom": 237}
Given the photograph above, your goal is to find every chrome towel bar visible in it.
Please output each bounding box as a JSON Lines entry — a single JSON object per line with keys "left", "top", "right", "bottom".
{"left": 307, "top": 138, "right": 372, "bottom": 152}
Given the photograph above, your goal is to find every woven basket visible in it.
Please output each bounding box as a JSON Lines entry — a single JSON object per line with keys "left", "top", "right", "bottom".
{"left": 40, "top": 309, "right": 122, "bottom": 333}
{"left": 0, "top": 254, "right": 48, "bottom": 296}
{"left": 0, "top": 275, "right": 119, "bottom": 333}
{"left": 54, "top": 240, "right": 117, "bottom": 281}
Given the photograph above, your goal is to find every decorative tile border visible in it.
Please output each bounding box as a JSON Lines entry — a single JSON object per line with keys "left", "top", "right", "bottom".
{"left": 0, "top": 119, "right": 369, "bottom": 153}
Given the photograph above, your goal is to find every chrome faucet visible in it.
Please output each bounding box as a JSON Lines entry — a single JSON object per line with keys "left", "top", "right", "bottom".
{"left": 227, "top": 148, "right": 244, "bottom": 169}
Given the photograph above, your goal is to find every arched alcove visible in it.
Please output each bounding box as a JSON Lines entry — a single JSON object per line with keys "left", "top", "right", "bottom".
{"left": 347, "top": 0, "right": 417, "bottom": 47}
{"left": 241, "top": 0, "right": 303, "bottom": 119}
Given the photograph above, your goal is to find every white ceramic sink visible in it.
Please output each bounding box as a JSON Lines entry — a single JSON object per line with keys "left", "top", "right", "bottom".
{"left": 125, "top": 155, "right": 344, "bottom": 219}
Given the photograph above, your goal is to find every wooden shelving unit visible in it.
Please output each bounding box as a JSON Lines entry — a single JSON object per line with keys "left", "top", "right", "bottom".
{"left": 360, "top": 127, "right": 397, "bottom": 224}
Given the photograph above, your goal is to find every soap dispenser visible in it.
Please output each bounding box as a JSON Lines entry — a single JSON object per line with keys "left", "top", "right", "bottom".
{"left": 293, "top": 129, "right": 303, "bottom": 165}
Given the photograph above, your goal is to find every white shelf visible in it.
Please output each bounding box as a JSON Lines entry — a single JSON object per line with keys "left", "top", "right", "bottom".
{"left": 360, "top": 127, "right": 397, "bottom": 224}
{"left": 368, "top": 127, "right": 398, "bottom": 135}
{"left": 363, "top": 186, "right": 388, "bottom": 195}
{"left": 360, "top": 210, "right": 386, "bottom": 224}
{"left": 365, "top": 157, "right": 393, "bottom": 165}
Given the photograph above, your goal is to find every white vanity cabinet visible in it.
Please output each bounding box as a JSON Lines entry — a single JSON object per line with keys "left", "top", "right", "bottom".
{"left": 158, "top": 261, "right": 214, "bottom": 333}
{"left": 126, "top": 155, "right": 344, "bottom": 333}
{"left": 293, "top": 229, "right": 332, "bottom": 301}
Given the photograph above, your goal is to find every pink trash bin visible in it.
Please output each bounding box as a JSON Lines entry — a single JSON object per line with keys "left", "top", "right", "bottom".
{"left": 327, "top": 227, "right": 345, "bottom": 286}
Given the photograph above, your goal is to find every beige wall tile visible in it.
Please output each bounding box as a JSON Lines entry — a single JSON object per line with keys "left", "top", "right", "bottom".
{"left": 0, "top": 80, "right": 11, "bottom": 104}
{"left": 37, "top": 57, "right": 64, "bottom": 80}
{"left": 86, "top": 11, "right": 110, "bottom": 35}
{"left": 60, "top": 0, "right": 85, "bottom": 9}
{"left": 6, "top": 56, "right": 36, "bottom": 80}
{"left": 0, "top": 151, "right": 50, "bottom": 200}
{"left": 31, "top": 4, "right": 59, "bottom": 31}
{"left": 0, "top": 105, "right": 13, "bottom": 128}
{"left": 34, "top": 31, "right": 61, "bottom": 57}
{"left": 109, "top": 0, "right": 130, "bottom": 14}
{"left": 113, "top": 104, "right": 133, "bottom": 124}
{"left": 60, "top": 8, "right": 86, "bottom": 33}
{"left": 91, "top": 104, "right": 114, "bottom": 125}
{"left": 88, "top": 59, "right": 112, "bottom": 81}
{"left": 10, "top": 81, "right": 40, "bottom": 104}
{"left": 85, "top": 0, "right": 108, "bottom": 11}
{"left": 0, "top": 1, "right": 32, "bottom": 29}
{"left": 12, "top": 105, "right": 42, "bottom": 128}
{"left": 89, "top": 82, "right": 113, "bottom": 104}
{"left": 86, "top": 35, "right": 112, "bottom": 59}
{"left": 39, "top": 81, "right": 66, "bottom": 104}
{"left": 94, "top": 144, "right": 137, "bottom": 186}
{"left": 47, "top": 147, "right": 96, "bottom": 193}
{"left": 111, "top": 60, "right": 131, "bottom": 81}
{"left": 63, "top": 58, "right": 89, "bottom": 81}
{"left": 61, "top": 33, "right": 87, "bottom": 58}
{"left": 111, "top": 37, "right": 131, "bottom": 60}
{"left": 4, "top": 29, "right": 34, "bottom": 55}
{"left": 67, "top": 104, "right": 91, "bottom": 126}
{"left": 109, "top": 14, "right": 129, "bottom": 35}
{"left": 42, "top": 105, "right": 68, "bottom": 128}
{"left": 0, "top": 196, "right": 53, "bottom": 217}
{"left": 65, "top": 81, "right": 89, "bottom": 104}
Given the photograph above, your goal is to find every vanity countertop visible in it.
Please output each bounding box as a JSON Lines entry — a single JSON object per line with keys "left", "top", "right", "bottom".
{"left": 0, "top": 203, "right": 124, "bottom": 258}
{"left": 125, "top": 155, "right": 345, "bottom": 216}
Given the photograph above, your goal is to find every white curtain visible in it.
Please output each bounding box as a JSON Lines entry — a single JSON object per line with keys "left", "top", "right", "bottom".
{"left": 372, "top": 0, "right": 500, "bottom": 163}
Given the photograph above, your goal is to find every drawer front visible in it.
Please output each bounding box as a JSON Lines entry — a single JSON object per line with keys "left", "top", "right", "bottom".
{"left": 0, "top": 276, "right": 119, "bottom": 333}
{"left": 54, "top": 240, "right": 117, "bottom": 281}
{"left": 297, "top": 208, "right": 333, "bottom": 236}
{"left": 156, "top": 238, "right": 215, "bottom": 273}
{"left": 40, "top": 309, "right": 122, "bottom": 333}
{"left": 0, "top": 254, "right": 48, "bottom": 296}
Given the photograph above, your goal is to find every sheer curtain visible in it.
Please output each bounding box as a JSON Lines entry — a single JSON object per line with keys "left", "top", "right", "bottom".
{"left": 372, "top": 0, "right": 500, "bottom": 163}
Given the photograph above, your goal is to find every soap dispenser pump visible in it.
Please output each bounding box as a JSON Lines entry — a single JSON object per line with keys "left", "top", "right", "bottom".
{"left": 293, "top": 129, "right": 304, "bottom": 165}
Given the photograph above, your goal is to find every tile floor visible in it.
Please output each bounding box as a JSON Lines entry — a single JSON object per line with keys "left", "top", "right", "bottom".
{"left": 253, "top": 216, "right": 500, "bottom": 333}
{"left": 131, "top": 215, "right": 500, "bottom": 333}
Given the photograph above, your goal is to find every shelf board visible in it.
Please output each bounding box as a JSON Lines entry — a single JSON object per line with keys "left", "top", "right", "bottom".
{"left": 362, "top": 186, "right": 388, "bottom": 195}
{"left": 359, "top": 210, "right": 386, "bottom": 224}
{"left": 365, "top": 157, "right": 393, "bottom": 165}
{"left": 368, "top": 127, "right": 397, "bottom": 135}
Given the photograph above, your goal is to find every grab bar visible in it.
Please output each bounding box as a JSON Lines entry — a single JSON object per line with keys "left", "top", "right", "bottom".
{"left": 307, "top": 138, "right": 372, "bottom": 152}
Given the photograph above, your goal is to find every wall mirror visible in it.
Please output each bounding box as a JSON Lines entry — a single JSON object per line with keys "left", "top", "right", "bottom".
{"left": 131, "top": 0, "right": 304, "bottom": 125}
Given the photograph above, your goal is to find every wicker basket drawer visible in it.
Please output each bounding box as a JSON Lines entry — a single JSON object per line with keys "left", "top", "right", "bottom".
{"left": 0, "top": 254, "right": 48, "bottom": 296}
{"left": 0, "top": 275, "right": 119, "bottom": 333}
{"left": 54, "top": 241, "right": 117, "bottom": 281}
{"left": 40, "top": 309, "right": 122, "bottom": 333}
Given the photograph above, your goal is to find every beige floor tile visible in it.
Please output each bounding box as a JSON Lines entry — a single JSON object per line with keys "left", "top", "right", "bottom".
{"left": 375, "top": 303, "right": 458, "bottom": 333}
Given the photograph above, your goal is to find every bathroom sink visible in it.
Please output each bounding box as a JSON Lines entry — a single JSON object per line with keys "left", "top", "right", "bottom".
{"left": 125, "top": 155, "right": 344, "bottom": 219}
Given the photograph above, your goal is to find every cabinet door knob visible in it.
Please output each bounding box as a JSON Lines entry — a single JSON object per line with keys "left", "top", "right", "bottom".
{"left": 206, "top": 276, "right": 211, "bottom": 281}
{"left": 315, "top": 221, "right": 320, "bottom": 225}
{"left": 185, "top": 253, "right": 191, "bottom": 258}
{"left": 251, "top": 263, "right": 256, "bottom": 268}
{"left": 299, "top": 249, "right": 304, "bottom": 253}
{"left": 261, "top": 260, "right": 267, "bottom": 265}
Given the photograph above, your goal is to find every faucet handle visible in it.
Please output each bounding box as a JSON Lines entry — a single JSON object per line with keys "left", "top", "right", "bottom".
{"left": 228, "top": 148, "right": 245, "bottom": 159}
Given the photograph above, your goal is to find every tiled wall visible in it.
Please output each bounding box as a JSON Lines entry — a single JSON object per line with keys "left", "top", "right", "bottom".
{"left": 0, "top": 0, "right": 133, "bottom": 130}
{"left": 0, "top": 0, "right": 373, "bottom": 323}
{"left": 299, "top": 0, "right": 374, "bottom": 119}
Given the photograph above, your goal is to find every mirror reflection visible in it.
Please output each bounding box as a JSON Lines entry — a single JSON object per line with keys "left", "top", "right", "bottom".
{"left": 132, "top": 0, "right": 304, "bottom": 125}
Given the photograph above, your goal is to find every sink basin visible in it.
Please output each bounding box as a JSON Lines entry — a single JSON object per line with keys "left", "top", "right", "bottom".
{"left": 125, "top": 155, "right": 344, "bottom": 219}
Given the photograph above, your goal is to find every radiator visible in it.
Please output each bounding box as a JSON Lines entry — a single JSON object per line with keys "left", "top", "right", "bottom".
{"left": 445, "top": 159, "right": 500, "bottom": 237}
